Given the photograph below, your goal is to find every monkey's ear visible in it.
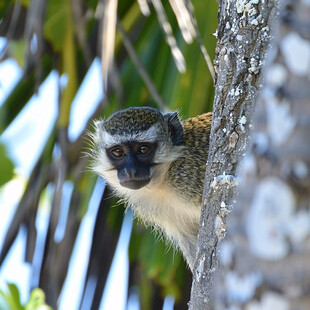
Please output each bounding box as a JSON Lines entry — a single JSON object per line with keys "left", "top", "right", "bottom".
{"left": 164, "top": 112, "right": 184, "bottom": 145}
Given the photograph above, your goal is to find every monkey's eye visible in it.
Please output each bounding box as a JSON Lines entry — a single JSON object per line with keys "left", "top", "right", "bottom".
{"left": 111, "top": 148, "right": 125, "bottom": 158}
{"left": 137, "top": 145, "right": 150, "bottom": 154}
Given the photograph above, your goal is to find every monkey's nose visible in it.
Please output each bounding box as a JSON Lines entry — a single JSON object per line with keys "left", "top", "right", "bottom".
{"left": 120, "top": 178, "right": 150, "bottom": 190}
{"left": 124, "top": 167, "right": 136, "bottom": 178}
{"left": 118, "top": 167, "right": 151, "bottom": 190}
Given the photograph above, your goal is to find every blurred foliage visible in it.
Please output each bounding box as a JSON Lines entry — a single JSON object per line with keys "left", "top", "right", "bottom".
{"left": 0, "top": 284, "right": 51, "bottom": 310}
{"left": 0, "top": 142, "right": 14, "bottom": 186}
{"left": 0, "top": 0, "right": 218, "bottom": 309}
{"left": 25, "top": 288, "right": 52, "bottom": 310}
{"left": 0, "top": 283, "right": 24, "bottom": 310}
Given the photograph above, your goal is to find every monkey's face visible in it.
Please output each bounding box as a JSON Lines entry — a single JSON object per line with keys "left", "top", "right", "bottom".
{"left": 91, "top": 107, "right": 184, "bottom": 192}
{"left": 106, "top": 141, "right": 158, "bottom": 190}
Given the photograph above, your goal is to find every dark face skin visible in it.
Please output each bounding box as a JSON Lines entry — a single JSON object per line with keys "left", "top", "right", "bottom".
{"left": 107, "top": 141, "right": 157, "bottom": 190}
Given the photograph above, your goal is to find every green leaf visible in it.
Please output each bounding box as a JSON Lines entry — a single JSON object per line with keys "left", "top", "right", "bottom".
{"left": 44, "top": 0, "right": 78, "bottom": 127}
{"left": 7, "top": 40, "right": 27, "bottom": 68}
{"left": 0, "top": 283, "right": 24, "bottom": 310}
{"left": 44, "top": 0, "right": 70, "bottom": 52}
{"left": 20, "top": 0, "right": 31, "bottom": 7}
{"left": 59, "top": 15, "right": 78, "bottom": 127}
{"left": 0, "top": 0, "right": 10, "bottom": 19}
{"left": 0, "top": 142, "right": 14, "bottom": 187}
{"left": 25, "top": 288, "right": 52, "bottom": 310}
{"left": 7, "top": 284, "right": 23, "bottom": 310}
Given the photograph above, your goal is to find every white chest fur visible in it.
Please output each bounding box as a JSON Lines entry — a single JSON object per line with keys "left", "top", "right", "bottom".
{"left": 115, "top": 179, "right": 201, "bottom": 241}
{"left": 99, "top": 162, "right": 201, "bottom": 238}
{"left": 99, "top": 162, "right": 201, "bottom": 270}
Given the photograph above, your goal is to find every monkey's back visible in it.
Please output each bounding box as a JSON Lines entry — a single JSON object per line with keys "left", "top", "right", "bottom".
{"left": 167, "top": 112, "right": 212, "bottom": 205}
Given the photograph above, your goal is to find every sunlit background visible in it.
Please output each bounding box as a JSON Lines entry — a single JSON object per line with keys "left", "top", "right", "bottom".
{"left": 0, "top": 39, "right": 128, "bottom": 309}
{"left": 0, "top": 38, "right": 177, "bottom": 310}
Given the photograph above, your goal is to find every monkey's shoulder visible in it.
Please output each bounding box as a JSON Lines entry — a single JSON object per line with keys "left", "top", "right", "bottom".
{"left": 164, "top": 112, "right": 212, "bottom": 204}
{"left": 166, "top": 156, "right": 205, "bottom": 205}
{"left": 182, "top": 112, "right": 212, "bottom": 150}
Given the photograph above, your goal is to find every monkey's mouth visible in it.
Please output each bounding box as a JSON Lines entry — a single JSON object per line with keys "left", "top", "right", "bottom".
{"left": 120, "top": 178, "right": 150, "bottom": 190}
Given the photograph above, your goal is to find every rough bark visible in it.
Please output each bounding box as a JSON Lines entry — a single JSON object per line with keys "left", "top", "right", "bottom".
{"left": 217, "top": 0, "right": 310, "bottom": 308}
{"left": 189, "top": 0, "right": 279, "bottom": 308}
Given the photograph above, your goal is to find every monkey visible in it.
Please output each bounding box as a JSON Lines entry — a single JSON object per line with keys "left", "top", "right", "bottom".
{"left": 90, "top": 107, "right": 212, "bottom": 271}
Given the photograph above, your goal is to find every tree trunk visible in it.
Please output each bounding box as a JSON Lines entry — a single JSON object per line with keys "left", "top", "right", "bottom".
{"left": 217, "top": 0, "right": 310, "bottom": 308}
{"left": 189, "top": 0, "right": 279, "bottom": 308}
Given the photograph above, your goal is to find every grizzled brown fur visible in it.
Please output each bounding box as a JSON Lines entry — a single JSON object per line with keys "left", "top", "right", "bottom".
{"left": 103, "top": 107, "right": 161, "bottom": 135}
{"left": 168, "top": 113, "right": 212, "bottom": 205}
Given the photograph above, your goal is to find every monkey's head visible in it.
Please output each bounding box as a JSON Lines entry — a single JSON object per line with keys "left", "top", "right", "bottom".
{"left": 91, "top": 107, "right": 184, "bottom": 191}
